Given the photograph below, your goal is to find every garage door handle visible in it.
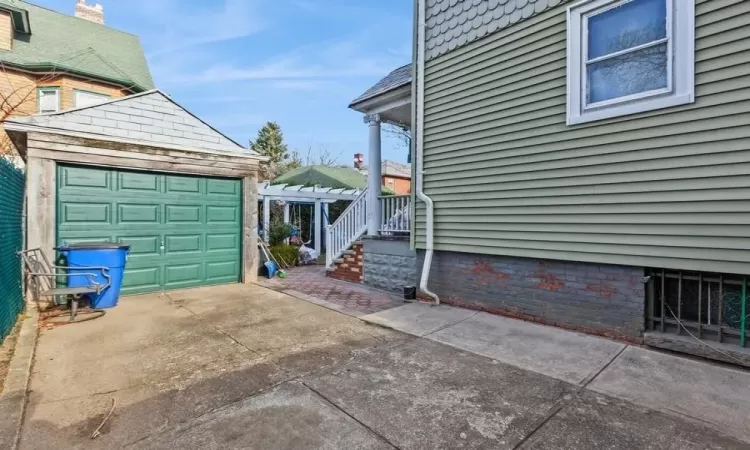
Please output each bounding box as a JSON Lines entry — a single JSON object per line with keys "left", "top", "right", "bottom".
{"left": 160, "top": 241, "right": 165, "bottom": 254}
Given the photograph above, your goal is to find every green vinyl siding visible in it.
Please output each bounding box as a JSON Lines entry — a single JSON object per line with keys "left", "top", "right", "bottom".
{"left": 416, "top": 0, "right": 750, "bottom": 274}
{"left": 56, "top": 165, "right": 242, "bottom": 295}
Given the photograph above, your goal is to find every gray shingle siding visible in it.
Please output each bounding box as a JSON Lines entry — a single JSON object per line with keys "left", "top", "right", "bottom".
{"left": 11, "top": 91, "right": 250, "bottom": 154}
{"left": 425, "top": 0, "right": 568, "bottom": 60}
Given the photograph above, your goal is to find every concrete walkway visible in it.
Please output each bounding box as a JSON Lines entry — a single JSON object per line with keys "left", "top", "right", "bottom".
{"left": 11, "top": 284, "right": 750, "bottom": 449}
{"left": 361, "top": 303, "right": 750, "bottom": 444}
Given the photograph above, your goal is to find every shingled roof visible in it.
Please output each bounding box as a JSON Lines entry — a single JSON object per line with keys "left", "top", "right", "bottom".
{"left": 349, "top": 63, "right": 412, "bottom": 107}
{"left": 5, "top": 90, "right": 252, "bottom": 154}
{"left": 0, "top": 0, "right": 154, "bottom": 92}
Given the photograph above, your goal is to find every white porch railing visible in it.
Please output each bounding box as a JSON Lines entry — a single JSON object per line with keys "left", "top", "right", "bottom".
{"left": 379, "top": 195, "right": 411, "bottom": 234}
{"left": 326, "top": 188, "right": 368, "bottom": 268}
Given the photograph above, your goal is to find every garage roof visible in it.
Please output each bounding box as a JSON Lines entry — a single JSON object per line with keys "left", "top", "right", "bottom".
{"left": 5, "top": 90, "right": 257, "bottom": 155}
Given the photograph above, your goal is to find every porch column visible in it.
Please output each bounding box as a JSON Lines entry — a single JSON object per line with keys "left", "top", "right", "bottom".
{"left": 314, "top": 198, "right": 322, "bottom": 254}
{"left": 366, "top": 114, "right": 382, "bottom": 235}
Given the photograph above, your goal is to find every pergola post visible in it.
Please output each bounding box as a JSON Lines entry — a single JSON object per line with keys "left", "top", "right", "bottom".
{"left": 263, "top": 196, "right": 271, "bottom": 243}
{"left": 323, "top": 203, "right": 330, "bottom": 252}
{"left": 283, "top": 202, "right": 291, "bottom": 244}
{"left": 314, "top": 198, "right": 322, "bottom": 254}
{"left": 366, "top": 114, "right": 382, "bottom": 236}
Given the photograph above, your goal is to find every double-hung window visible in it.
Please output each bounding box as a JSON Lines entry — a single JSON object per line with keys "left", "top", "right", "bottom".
{"left": 74, "top": 90, "right": 110, "bottom": 108}
{"left": 567, "top": 0, "right": 695, "bottom": 125}
{"left": 37, "top": 87, "right": 60, "bottom": 113}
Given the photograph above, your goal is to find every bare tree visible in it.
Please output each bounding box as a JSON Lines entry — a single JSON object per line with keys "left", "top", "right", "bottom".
{"left": 302, "top": 145, "right": 342, "bottom": 166}
{"left": 383, "top": 123, "right": 411, "bottom": 150}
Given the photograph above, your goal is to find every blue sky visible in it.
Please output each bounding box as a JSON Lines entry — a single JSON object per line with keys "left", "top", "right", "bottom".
{"left": 37, "top": 0, "right": 414, "bottom": 165}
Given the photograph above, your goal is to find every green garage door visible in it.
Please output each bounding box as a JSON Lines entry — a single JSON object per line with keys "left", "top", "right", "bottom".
{"left": 57, "top": 165, "right": 242, "bottom": 295}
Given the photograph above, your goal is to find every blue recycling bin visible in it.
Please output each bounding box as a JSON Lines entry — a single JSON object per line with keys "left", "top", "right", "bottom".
{"left": 57, "top": 243, "right": 130, "bottom": 309}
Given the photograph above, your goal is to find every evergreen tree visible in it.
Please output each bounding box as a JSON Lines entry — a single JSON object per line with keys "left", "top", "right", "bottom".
{"left": 250, "top": 121, "right": 288, "bottom": 179}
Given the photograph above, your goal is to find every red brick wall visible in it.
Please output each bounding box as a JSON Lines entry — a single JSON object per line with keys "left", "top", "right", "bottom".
{"left": 327, "top": 242, "right": 364, "bottom": 283}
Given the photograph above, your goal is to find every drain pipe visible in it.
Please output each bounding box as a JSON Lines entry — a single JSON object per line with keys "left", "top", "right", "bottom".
{"left": 415, "top": 0, "right": 440, "bottom": 306}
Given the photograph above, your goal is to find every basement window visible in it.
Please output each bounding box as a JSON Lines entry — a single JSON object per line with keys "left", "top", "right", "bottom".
{"left": 37, "top": 87, "right": 60, "bottom": 113}
{"left": 566, "top": 0, "right": 695, "bottom": 125}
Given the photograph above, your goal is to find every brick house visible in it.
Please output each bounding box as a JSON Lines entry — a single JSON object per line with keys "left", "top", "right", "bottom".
{"left": 381, "top": 160, "right": 411, "bottom": 195}
{"left": 0, "top": 0, "right": 153, "bottom": 158}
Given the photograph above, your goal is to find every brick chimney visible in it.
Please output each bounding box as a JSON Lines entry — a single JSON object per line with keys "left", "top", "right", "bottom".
{"left": 75, "top": 0, "right": 104, "bottom": 24}
{"left": 353, "top": 153, "right": 364, "bottom": 170}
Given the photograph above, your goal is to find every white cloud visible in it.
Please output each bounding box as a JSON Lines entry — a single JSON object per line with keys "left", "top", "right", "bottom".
{"left": 142, "top": 0, "right": 268, "bottom": 57}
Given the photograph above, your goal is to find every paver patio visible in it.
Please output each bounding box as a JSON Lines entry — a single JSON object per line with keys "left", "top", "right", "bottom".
{"left": 11, "top": 283, "right": 750, "bottom": 449}
{"left": 260, "top": 265, "right": 404, "bottom": 316}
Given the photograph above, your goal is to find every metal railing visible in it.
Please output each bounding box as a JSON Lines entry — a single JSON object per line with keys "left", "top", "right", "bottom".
{"left": 379, "top": 195, "right": 410, "bottom": 234}
{"left": 326, "top": 188, "right": 368, "bottom": 268}
{"left": 647, "top": 269, "right": 749, "bottom": 348}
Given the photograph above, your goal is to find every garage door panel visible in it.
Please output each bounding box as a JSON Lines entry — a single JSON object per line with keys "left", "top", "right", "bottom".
{"left": 165, "top": 263, "right": 202, "bottom": 284}
{"left": 122, "top": 267, "right": 161, "bottom": 294}
{"left": 118, "top": 204, "right": 160, "bottom": 224}
{"left": 166, "top": 205, "right": 201, "bottom": 223}
{"left": 119, "top": 172, "right": 160, "bottom": 192}
{"left": 207, "top": 179, "right": 240, "bottom": 196}
{"left": 120, "top": 236, "right": 160, "bottom": 256}
{"left": 207, "top": 205, "right": 239, "bottom": 223}
{"left": 206, "top": 261, "right": 239, "bottom": 281}
{"left": 60, "top": 202, "right": 112, "bottom": 225}
{"left": 57, "top": 165, "right": 242, "bottom": 295}
{"left": 59, "top": 166, "right": 111, "bottom": 190}
{"left": 166, "top": 176, "right": 202, "bottom": 194}
{"left": 166, "top": 235, "right": 201, "bottom": 254}
{"left": 207, "top": 234, "right": 239, "bottom": 251}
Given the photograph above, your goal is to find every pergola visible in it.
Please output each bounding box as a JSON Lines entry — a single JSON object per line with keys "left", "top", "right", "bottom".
{"left": 258, "top": 182, "right": 363, "bottom": 253}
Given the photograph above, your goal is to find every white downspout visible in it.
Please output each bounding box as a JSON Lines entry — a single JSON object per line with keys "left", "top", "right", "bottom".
{"left": 416, "top": 0, "right": 439, "bottom": 306}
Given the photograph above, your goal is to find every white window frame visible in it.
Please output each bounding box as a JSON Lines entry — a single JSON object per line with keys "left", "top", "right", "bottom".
{"left": 37, "top": 87, "right": 60, "bottom": 113}
{"left": 73, "top": 89, "right": 110, "bottom": 108}
{"left": 566, "top": 0, "right": 695, "bottom": 125}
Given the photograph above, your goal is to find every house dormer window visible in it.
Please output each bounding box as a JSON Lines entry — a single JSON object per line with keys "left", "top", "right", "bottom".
{"left": 566, "top": 0, "right": 695, "bottom": 125}
{"left": 38, "top": 87, "right": 60, "bottom": 113}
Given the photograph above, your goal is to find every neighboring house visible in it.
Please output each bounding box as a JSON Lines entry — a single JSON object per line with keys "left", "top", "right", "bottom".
{"left": 0, "top": 0, "right": 153, "bottom": 156}
{"left": 342, "top": 0, "right": 750, "bottom": 365}
{"left": 381, "top": 160, "right": 411, "bottom": 195}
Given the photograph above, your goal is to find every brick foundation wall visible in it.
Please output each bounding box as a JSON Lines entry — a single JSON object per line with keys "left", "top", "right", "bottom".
{"left": 327, "top": 242, "right": 364, "bottom": 283}
{"left": 418, "top": 250, "right": 646, "bottom": 342}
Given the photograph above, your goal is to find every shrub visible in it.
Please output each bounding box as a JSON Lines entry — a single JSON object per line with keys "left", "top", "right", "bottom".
{"left": 268, "top": 245, "right": 300, "bottom": 267}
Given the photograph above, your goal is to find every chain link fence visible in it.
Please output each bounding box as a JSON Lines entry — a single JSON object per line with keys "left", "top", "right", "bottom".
{"left": 0, "top": 158, "right": 25, "bottom": 341}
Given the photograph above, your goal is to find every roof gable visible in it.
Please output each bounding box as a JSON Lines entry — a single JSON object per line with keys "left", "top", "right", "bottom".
{"left": 0, "top": 0, "right": 153, "bottom": 91}
{"left": 350, "top": 64, "right": 412, "bottom": 106}
{"left": 7, "top": 90, "right": 253, "bottom": 154}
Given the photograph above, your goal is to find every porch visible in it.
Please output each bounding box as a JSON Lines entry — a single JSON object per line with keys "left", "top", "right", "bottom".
{"left": 326, "top": 64, "right": 413, "bottom": 268}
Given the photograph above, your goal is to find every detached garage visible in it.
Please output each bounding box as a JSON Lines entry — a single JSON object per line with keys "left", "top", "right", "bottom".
{"left": 5, "top": 90, "right": 264, "bottom": 294}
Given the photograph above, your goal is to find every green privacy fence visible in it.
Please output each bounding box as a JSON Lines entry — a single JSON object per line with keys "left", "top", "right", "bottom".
{"left": 0, "top": 158, "right": 24, "bottom": 341}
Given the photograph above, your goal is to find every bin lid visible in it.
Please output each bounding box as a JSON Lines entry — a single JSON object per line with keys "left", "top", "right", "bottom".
{"left": 56, "top": 242, "right": 131, "bottom": 250}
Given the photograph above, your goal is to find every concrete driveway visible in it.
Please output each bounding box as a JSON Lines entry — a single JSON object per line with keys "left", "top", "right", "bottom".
{"left": 18, "top": 284, "right": 749, "bottom": 449}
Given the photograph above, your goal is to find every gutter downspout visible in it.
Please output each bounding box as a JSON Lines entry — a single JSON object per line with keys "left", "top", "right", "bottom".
{"left": 416, "top": 0, "right": 440, "bottom": 306}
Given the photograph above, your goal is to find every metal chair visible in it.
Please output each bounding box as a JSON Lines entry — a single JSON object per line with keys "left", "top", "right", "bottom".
{"left": 19, "top": 248, "right": 111, "bottom": 321}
